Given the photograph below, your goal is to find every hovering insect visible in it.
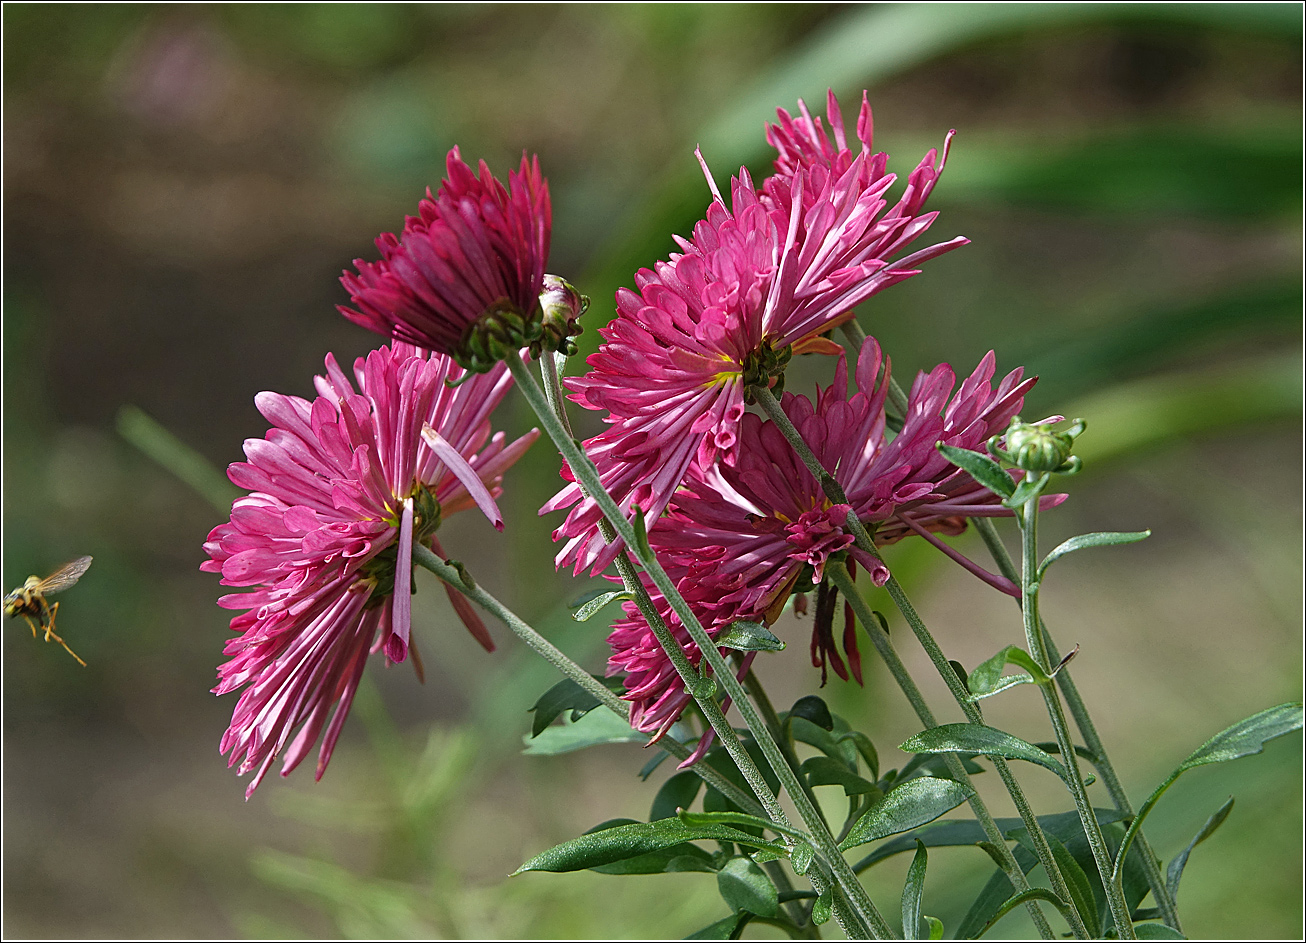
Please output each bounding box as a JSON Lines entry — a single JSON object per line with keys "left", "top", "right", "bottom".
{"left": 4, "top": 555, "right": 92, "bottom": 666}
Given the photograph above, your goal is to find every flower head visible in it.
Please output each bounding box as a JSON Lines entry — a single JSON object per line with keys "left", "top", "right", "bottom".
{"left": 543, "top": 90, "right": 966, "bottom": 575}
{"left": 203, "top": 343, "right": 537, "bottom": 796}
{"left": 605, "top": 338, "right": 1063, "bottom": 730}
{"left": 339, "top": 148, "right": 553, "bottom": 373}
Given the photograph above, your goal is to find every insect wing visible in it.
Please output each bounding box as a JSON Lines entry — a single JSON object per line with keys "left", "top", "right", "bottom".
{"left": 36, "top": 556, "right": 93, "bottom": 596}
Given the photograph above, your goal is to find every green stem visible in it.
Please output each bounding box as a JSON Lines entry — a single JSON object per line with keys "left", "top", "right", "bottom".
{"left": 743, "top": 668, "right": 828, "bottom": 828}
{"left": 513, "top": 353, "right": 892, "bottom": 939}
{"left": 826, "top": 562, "right": 1059, "bottom": 940}
{"left": 973, "top": 516, "right": 1182, "bottom": 933}
{"left": 751, "top": 383, "right": 1086, "bottom": 940}
{"left": 1018, "top": 477, "right": 1137, "bottom": 940}
{"left": 410, "top": 544, "right": 759, "bottom": 815}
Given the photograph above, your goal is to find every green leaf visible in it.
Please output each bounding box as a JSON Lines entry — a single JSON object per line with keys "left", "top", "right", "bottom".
{"left": 802, "top": 755, "right": 880, "bottom": 796}
{"left": 812, "top": 888, "right": 834, "bottom": 926}
{"left": 899, "top": 724, "right": 1069, "bottom": 781}
{"left": 566, "top": 819, "right": 719, "bottom": 876}
{"left": 1038, "top": 531, "right": 1151, "bottom": 579}
{"left": 717, "top": 856, "right": 778, "bottom": 918}
{"left": 901, "top": 841, "right": 928, "bottom": 940}
{"left": 840, "top": 730, "right": 881, "bottom": 781}
{"left": 1179, "top": 702, "right": 1303, "bottom": 772}
{"left": 677, "top": 809, "right": 811, "bottom": 844}
{"left": 569, "top": 589, "right": 632, "bottom": 621}
{"left": 1166, "top": 797, "right": 1234, "bottom": 904}
{"left": 790, "top": 840, "right": 814, "bottom": 876}
{"left": 715, "top": 620, "right": 785, "bottom": 653}
{"left": 651, "top": 770, "right": 703, "bottom": 821}
{"left": 1045, "top": 833, "right": 1101, "bottom": 939}
{"left": 1114, "top": 703, "right": 1303, "bottom": 882}
{"left": 937, "top": 444, "right": 1015, "bottom": 497}
{"left": 966, "top": 645, "right": 1049, "bottom": 700}
{"left": 895, "top": 751, "right": 986, "bottom": 784}
{"left": 790, "top": 716, "right": 860, "bottom": 769}
{"left": 527, "top": 676, "right": 622, "bottom": 737}
{"left": 515, "top": 818, "right": 788, "bottom": 874}
{"left": 787, "top": 695, "right": 834, "bottom": 731}
{"left": 1001, "top": 472, "right": 1050, "bottom": 509}
{"left": 852, "top": 808, "right": 1130, "bottom": 872}
{"left": 1133, "top": 923, "right": 1188, "bottom": 939}
{"left": 972, "top": 887, "right": 1074, "bottom": 939}
{"left": 521, "top": 708, "right": 645, "bottom": 755}
{"left": 840, "top": 777, "right": 972, "bottom": 851}
{"left": 685, "top": 913, "right": 745, "bottom": 940}
{"left": 924, "top": 915, "right": 944, "bottom": 939}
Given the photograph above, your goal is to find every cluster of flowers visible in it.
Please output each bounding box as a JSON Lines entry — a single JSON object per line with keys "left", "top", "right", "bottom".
{"left": 206, "top": 90, "right": 1057, "bottom": 795}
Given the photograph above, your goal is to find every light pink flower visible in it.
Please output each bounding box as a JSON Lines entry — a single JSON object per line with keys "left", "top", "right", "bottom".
{"left": 607, "top": 338, "right": 1063, "bottom": 730}
{"left": 339, "top": 148, "right": 552, "bottom": 373}
{"left": 203, "top": 343, "right": 537, "bottom": 797}
{"left": 544, "top": 90, "right": 966, "bottom": 576}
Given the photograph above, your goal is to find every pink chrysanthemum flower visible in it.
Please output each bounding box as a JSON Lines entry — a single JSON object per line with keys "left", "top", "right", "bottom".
{"left": 543, "top": 90, "right": 967, "bottom": 575}
{"left": 607, "top": 338, "right": 1064, "bottom": 731}
{"left": 339, "top": 148, "right": 560, "bottom": 373}
{"left": 202, "top": 343, "right": 537, "bottom": 797}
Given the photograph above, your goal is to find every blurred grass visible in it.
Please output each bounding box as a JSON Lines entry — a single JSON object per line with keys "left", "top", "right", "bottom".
{"left": 2, "top": 2, "right": 1300, "bottom": 939}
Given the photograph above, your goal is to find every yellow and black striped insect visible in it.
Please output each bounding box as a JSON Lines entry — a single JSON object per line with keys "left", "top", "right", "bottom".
{"left": 4, "top": 555, "right": 92, "bottom": 666}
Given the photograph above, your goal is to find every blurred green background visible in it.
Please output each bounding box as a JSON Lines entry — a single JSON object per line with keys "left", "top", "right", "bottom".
{"left": 2, "top": 3, "right": 1300, "bottom": 938}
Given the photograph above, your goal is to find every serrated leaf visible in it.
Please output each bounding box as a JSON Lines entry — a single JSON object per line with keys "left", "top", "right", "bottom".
{"left": 715, "top": 619, "right": 785, "bottom": 653}
{"left": 651, "top": 770, "right": 703, "bottom": 821}
{"left": 515, "top": 818, "right": 788, "bottom": 874}
{"left": 1037, "top": 530, "right": 1151, "bottom": 579}
{"left": 840, "top": 777, "right": 972, "bottom": 851}
{"left": 802, "top": 755, "right": 880, "bottom": 796}
{"left": 717, "top": 856, "right": 778, "bottom": 918}
{"left": 685, "top": 913, "right": 745, "bottom": 940}
{"left": 788, "top": 695, "right": 834, "bottom": 731}
{"left": 1166, "top": 797, "right": 1234, "bottom": 904}
{"left": 937, "top": 444, "right": 1015, "bottom": 497}
{"left": 902, "top": 841, "right": 928, "bottom": 939}
{"left": 522, "top": 708, "right": 645, "bottom": 755}
{"left": 900, "top": 724, "right": 1069, "bottom": 781}
{"left": 569, "top": 589, "right": 632, "bottom": 621}
{"left": 812, "top": 887, "right": 834, "bottom": 926}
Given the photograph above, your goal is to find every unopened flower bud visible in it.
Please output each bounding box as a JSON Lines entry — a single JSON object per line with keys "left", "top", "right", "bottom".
{"left": 997, "top": 417, "right": 1085, "bottom": 473}
{"left": 538, "top": 275, "right": 588, "bottom": 356}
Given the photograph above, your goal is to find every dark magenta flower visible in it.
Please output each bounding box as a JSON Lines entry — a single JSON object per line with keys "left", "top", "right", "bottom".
{"left": 544, "top": 90, "right": 966, "bottom": 575}
{"left": 605, "top": 338, "right": 1063, "bottom": 733}
{"left": 339, "top": 148, "right": 555, "bottom": 373}
{"left": 203, "top": 343, "right": 537, "bottom": 797}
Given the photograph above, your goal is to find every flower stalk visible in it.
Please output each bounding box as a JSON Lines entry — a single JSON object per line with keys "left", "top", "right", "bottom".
{"left": 409, "top": 542, "right": 763, "bottom": 817}
{"left": 513, "top": 352, "right": 894, "bottom": 940}
{"left": 751, "top": 381, "right": 1090, "bottom": 939}
{"left": 1016, "top": 474, "right": 1138, "bottom": 940}
{"left": 972, "top": 517, "right": 1182, "bottom": 933}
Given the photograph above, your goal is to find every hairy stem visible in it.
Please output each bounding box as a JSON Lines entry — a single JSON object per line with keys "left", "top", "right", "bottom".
{"left": 972, "top": 517, "right": 1181, "bottom": 932}
{"left": 410, "top": 543, "right": 761, "bottom": 815}
{"left": 1018, "top": 477, "right": 1137, "bottom": 940}
{"left": 752, "top": 382, "right": 1088, "bottom": 939}
{"left": 532, "top": 352, "right": 877, "bottom": 938}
